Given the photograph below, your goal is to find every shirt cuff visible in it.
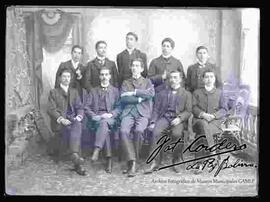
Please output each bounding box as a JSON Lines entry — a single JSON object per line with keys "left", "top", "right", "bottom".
{"left": 57, "top": 116, "right": 64, "bottom": 123}
{"left": 199, "top": 112, "right": 204, "bottom": 119}
{"left": 77, "top": 75, "right": 82, "bottom": 80}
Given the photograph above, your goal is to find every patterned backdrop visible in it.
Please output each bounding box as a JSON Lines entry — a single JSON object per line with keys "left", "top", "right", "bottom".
{"left": 6, "top": 7, "right": 35, "bottom": 112}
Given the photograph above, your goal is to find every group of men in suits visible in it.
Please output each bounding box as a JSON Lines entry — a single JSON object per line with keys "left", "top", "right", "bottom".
{"left": 47, "top": 32, "right": 228, "bottom": 176}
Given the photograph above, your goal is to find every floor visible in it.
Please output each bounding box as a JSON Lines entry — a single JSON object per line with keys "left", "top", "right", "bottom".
{"left": 5, "top": 149, "right": 258, "bottom": 196}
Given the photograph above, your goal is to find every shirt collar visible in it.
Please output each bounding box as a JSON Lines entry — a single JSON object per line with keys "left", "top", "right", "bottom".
{"left": 132, "top": 75, "right": 142, "bottom": 80}
{"left": 197, "top": 59, "right": 208, "bottom": 67}
{"left": 162, "top": 54, "right": 172, "bottom": 59}
{"left": 100, "top": 83, "right": 110, "bottom": 88}
{"left": 60, "top": 83, "right": 69, "bottom": 93}
{"left": 97, "top": 56, "right": 106, "bottom": 61}
{"left": 205, "top": 85, "right": 215, "bottom": 92}
{"left": 71, "top": 59, "right": 79, "bottom": 69}
{"left": 126, "top": 48, "right": 135, "bottom": 54}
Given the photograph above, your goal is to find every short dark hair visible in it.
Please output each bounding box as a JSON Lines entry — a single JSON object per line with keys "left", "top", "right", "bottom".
{"left": 202, "top": 68, "right": 216, "bottom": 78}
{"left": 196, "top": 46, "right": 208, "bottom": 53}
{"left": 126, "top": 32, "right": 138, "bottom": 41}
{"left": 169, "top": 70, "right": 183, "bottom": 78}
{"left": 95, "top": 40, "right": 107, "bottom": 49}
{"left": 130, "top": 58, "right": 144, "bottom": 68}
{"left": 59, "top": 67, "right": 72, "bottom": 77}
{"left": 162, "top": 37, "right": 175, "bottom": 49}
{"left": 71, "top": 45, "right": 83, "bottom": 54}
{"left": 99, "top": 66, "right": 111, "bottom": 74}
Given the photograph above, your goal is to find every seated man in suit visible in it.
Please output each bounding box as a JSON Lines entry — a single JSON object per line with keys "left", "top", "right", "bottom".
{"left": 84, "top": 67, "right": 121, "bottom": 173}
{"left": 55, "top": 45, "right": 86, "bottom": 102}
{"left": 119, "top": 58, "right": 155, "bottom": 177}
{"left": 148, "top": 38, "right": 186, "bottom": 93}
{"left": 47, "top": 67, "right": 86, "bottom": 176}
{"left": 186, "top": 46, "right": 222, "bottom": 93}
{"left": 117, "top": 32, "right": 147, "bottom": 86}
{"left": 144, "top": 71, "right": 192, "bottom": 174}
{"left": 83, "top": 41, "right": 119, "bottom": 92}
{"left": 192, "top": 68, "right": 228, "bottom": 174}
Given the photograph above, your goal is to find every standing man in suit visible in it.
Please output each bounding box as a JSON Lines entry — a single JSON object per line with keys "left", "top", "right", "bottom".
{"left": 148, "top": 38, "right": 186, "bottom": 93}
{"left": 119, "top": 58, "right": 155, "bottom": 177}
{"left": 144, "top": 71, "right": 192, "bottom": 174}
{"left": 55, "top": 45, "right": 86, "bottom": 102}
{"left": 84, "top": 67, "right": 121, "bottom": 173}
{"left": 48, "top": 68, "right": 86, "bottom": 176}
{"left": 117, "top": 32, "right": 147, "bottom": 86}
{"left": 192, "top": 68, "right": 228, "bottom": 174}
{"left": 83, "top": 41, "right": 119, "bottom": 92}
{"left": 186, "top": 46, "right": 222, "bottom": 93}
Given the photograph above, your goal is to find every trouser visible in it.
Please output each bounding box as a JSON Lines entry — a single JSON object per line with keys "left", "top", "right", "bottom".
{"left": 50, "top": 120, "right": 82, "bottom": 156}
{"left": 149, "top": 117, "right": 184, "bottom": 163}
{"left": 93, "top": 118, "right": 116, "bottom": 157}
{"left": 120, "top": 112, "right": 148, "bottom": 161}
{"left": 192, "top": 119, "right": 221, "bottom": 159}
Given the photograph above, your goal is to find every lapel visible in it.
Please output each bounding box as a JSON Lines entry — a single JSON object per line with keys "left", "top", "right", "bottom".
{"left": 94, "top": 58, "right": 102, "bottom": 68}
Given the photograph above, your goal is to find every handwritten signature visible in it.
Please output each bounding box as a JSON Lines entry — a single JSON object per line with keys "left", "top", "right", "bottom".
{"left": 146, "top": 134, "right": 256, "bottom": 176}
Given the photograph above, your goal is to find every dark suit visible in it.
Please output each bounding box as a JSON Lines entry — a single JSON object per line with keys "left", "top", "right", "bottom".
{"left": 186, "top": 62, "right": 222, "bottom": 93}
{"left": 148, "top": 55, "right": 186, "bottom": 92}
{"left": 84, "top": 85, "right": 121, "bottom": 157}
{"left": 120, "top": 76, "right": 155, "bottom": 161}
{"left": 192, "top": 87, "right": 228, "bottom": 151}
{"left": 55, "top": 60, "right": 86, "bottom": 97}
{"left": 117, "top": 49, "right": 147, "bottom": 86}
{"left": 83, "top": 58, "right": 119, "bottom": 92}
{"left": 47, "top": 86, "right": 84, "bottom": 154}
{"left": 149, "top": 86, "right": 192, "bottom": 161}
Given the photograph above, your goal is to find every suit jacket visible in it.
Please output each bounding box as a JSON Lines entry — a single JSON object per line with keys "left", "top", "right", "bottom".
{"left": 186, "top": 62, "right": 222, "bottom": 93}
{"left": 116, "top": 49, "right": 147, "bottom": 86}
{"left": 148, "top": 55, "right": 186, "bottom": 88}
{"left": 84, "top": 85, "right": 121, "bottom": 119}
{"left": 192, "top": 87, "right": 227, "bottom": 120}
{"left": 121, "top": 76, "right": 155, "bottom": 119}
{"left": 55, "top": 60, "right": 85, "bottom": 90}
{"left": 83, "top": 58, "right": 119, "bottom": 92}
{"left": 47, "top": 87, "right": 84, "bottom": 132}
{"left": 151, "top": 87, "right": 192, "bottom": 123}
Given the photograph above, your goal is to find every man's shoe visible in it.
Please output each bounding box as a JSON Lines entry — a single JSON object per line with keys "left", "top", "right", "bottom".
{"left": 71, "top": 153, "right": 84, "bottom": 165}
{"left": 144, "top": 160, "right": 159, "bottom": 174}
{"left": 74, "top": 164, "right": 86, "bottom": 176}
{"left": 105, "top": 158, "right": 112, "bottom": 174}
{"left": 127, "top": 161, "right": 136, "bottom": 177}
{"left": 91, "top": 147, "right": 100, "bottom": 162}
{"left": 122, "top": 161, "right": 131, "bottom": 174}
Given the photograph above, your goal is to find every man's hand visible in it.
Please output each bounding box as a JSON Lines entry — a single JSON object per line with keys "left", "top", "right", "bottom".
{"left": 121, "top": 91, "right": 135, "bottom": 97}
{"left": 171, "top": 117, "right": 182, "bottom": 126}
{"left": 100, "top": 113, "right": 113, "bottom": 119}
{"left": 61, "top": 118, "right": 72, "bottom": 126}
{"left": 161, "top": 70, "right": 167, "bottom": 80}
{"left": 148, "top": 123, "right": 155, "bottom": 131}
{"left": 74, "top": 115, "right": 83, "bottom": 122}
{"left": 76, "top": 69, "right": 82, "bottom": 79}
{"left": 92, "top": 115, "right": 101, "bottom": 121}
{"left": 202, "top": 113, "right": 215, "bottom": 122}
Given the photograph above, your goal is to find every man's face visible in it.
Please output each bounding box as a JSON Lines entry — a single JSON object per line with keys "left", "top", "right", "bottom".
{"left": 197, "top": 48, "right": 209, "bottom": 64}
{"left": 126, "top": 35, "right": 137, "bottom": 49}
{"left": 203, "top": 72, "right": 216, "bottom": 86}
{"left": 162, "top": 41, "right": 173, "bottom": 56}
{"left": 71, "top": 47, "right": 82, "bottom": 62}
{"left": 99, "top": 69, "right": 111, "bottom": 84}
{"left": 169, "top": 72, "right": 182, "bottom": 89}
{"left": 96, "top": 43, "right": 107, "bottom": 57}
{"left": 60, "top": 72, "right": 71, "bottom": 86}
{"left": 131, "top": 61, "right": 144, "bottom": 77}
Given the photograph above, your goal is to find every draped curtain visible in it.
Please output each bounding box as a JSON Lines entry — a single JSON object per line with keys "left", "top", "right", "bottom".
{"left": 24, "top": 9, "right": 80, "bottom": 108}
{"left": 6, "top": 7, "right": 35, "bottom": 112}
